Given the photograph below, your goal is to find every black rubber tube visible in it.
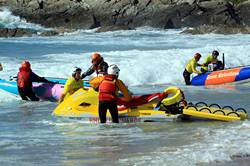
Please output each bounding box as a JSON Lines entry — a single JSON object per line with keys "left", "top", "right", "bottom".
{"left": 235, "top": 108, "right": 247, "bottom": 114}
{"left": 209, "top": 104, "right": 221, "bottom": 109}
{"left": 222, "top": 106, "right": 234, "bottom": 111}
{"left": 199, "top": 108, "right": 212, "bottom": 113}
{"left": 213, "top": 110, "right": 225, "bottom": 115}
{"left": 195, "top": 102, "right": 208, "bottom": 107}
{"left": 227, "top": 112, "right": 240, "bottom": 117}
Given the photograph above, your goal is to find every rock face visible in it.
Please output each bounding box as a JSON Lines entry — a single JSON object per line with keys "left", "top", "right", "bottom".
{"left": 0, "top": 0, "right": 250, "bottom": 33}
{"left": 182, "top": 25, "right": 250, "bottom": 34}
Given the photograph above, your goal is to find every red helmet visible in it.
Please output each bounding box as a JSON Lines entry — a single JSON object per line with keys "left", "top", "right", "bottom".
{"left": 91, "top": 53, "right": 102, "bottom": 65}
{"left": 21, "top": 60, "right": 31, "bottom": 70}
{"left": 194, "top": 53, "right": 201, "bottom": 60}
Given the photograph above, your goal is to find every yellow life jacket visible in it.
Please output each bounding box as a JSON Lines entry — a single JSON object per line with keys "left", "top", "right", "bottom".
{"left": 185, "top": 58, "right": 200, "bottom": 74}
{"left": 63, "top": 77, "right": 83, "bottom": 99}
{"left": 201, "top": 54, "right": 217, "bottom": 71}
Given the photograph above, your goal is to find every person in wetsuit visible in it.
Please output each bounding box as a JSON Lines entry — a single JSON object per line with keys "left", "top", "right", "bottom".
{"left": 81, "top": 53, "right": 109, "bottom": 79}
{"left": 183, "top": 53, "right": 202, "bottom": 85}
{"left": 90, "top": 64, "right": 132, "bottom": 123}
{"left": 17, "top": 60, "right": 55, "bottom": 101}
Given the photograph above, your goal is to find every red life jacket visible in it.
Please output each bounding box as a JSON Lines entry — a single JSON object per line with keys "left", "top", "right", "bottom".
{"left": 99, "top": 75, "right": 117, "bottom": 101}
{"left": 94, "top": 65, "right": 104, "bottom": 75}
{"left": 17, "top": 68, "right": 31, "bottom": 88}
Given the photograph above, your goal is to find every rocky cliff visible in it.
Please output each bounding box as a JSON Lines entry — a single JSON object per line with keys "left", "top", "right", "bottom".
{"left": 0, "top": 0, "right": 250, "bottom": 34}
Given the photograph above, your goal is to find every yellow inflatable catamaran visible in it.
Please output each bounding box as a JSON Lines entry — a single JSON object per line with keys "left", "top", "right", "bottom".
{"left": 52, "top": 87, "right": 248, "bottom": 123}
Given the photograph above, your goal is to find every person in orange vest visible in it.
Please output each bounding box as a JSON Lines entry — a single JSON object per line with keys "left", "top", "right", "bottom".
{"left": 91, "top": 64, "right": 132, "bottom": 123}
{"left": 17, "top": 60, "right": 55, "bottom": 101}
{"left": 81, "top": 53, "right": 109, "bottom": 79}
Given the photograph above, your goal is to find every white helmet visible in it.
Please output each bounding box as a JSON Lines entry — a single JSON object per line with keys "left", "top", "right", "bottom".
{"left": 108, "top": 64, "right": 120, "bottom": 76}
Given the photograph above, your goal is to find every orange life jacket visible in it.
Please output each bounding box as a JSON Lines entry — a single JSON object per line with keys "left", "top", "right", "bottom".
{"left": 99, "top": 75, "right": 117, "bottom": 101}
{"left": 93, "top": 65, "right": 104, "bottom": 75}
{"left": 17, "top": 68, "right": 31, "bottom": 88}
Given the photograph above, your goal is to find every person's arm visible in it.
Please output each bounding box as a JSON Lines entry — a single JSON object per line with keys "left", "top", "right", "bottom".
{"left": 30, "top": 72, "right": 55, "bottom": 83}
{"left": 191, "top": 61, "right": 202, "bottom": 74}
{"left": 81, "top": 65, "right": 95, "bottom": 79}
{"left": 116, "top": 79, "right": 132, "bottom": 102}
{"left": 58, "top": 79, "right": 71, "bottom": 103}
{"left": 0, "top": 63, "right": 3, "bottom": 71}
{"left": 58, "top": 93, "right": 66, "bottom": 103}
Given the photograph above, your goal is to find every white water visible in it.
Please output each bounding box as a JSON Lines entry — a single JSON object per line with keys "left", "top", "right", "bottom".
{"left": 1, "top": 29, "right": 250, "bottom": 87}
{"left": 0, "top": 10, "right": 250, "bottom": 166}
{"left": 0, "top": 8, "right": 48, "bottom": 30}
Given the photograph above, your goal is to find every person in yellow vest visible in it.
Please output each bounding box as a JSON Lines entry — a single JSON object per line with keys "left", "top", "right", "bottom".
{"left": 183, "top": 53, "right": 202, "bottom": 85}
{"left": 58, "top": 68, "right": 83, "bottom": 103}
{"left": 0, "top": 63, "right": 3, "bottom": 71}
{"left": 201, "top": 50, "right": 219, "bottom": 72}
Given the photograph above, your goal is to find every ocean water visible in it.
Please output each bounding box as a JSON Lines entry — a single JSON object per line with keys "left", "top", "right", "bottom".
{"left": 0, "top": 9, "right": 250, "bottom": 166}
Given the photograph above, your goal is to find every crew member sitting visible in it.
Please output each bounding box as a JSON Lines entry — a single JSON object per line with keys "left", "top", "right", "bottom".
{"left": 201, "top": 50, "right": 224, "bottom": 72}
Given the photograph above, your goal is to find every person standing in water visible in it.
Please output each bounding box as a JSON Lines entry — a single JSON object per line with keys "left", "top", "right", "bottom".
{"left": 183, "top": 53, "right": 202, "bottom": 85}
{"left": 90, "top": 64, "right": 132, "bottom": 123}
{"left": 17, "top": 60, "right": 55, "bottom": 101}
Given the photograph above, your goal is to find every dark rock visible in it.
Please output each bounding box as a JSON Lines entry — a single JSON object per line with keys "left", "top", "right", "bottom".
{"left": 0, "top": 28, "right": 62, "bottom": 37}
{"left": 96, "top": 25, "right": 133, "bottom": 32}
{"left": 0, "top": 0, "right": 250, "bottom": 34}
{"left": 181, "top": 25, "right": 250, "bottom": 34}
{"left": 39, "top": 30, "right": 59, "bottom": 36}
{"left": 0, "top": 28, "right": 34, "bottom": 37}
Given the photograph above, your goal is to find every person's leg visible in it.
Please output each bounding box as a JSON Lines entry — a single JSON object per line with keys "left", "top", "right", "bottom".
{"left": 108, "top": 101, "right": 119, "bottom": 123}
{"left": 98, "top": 101, "right": 108, "bottom": 123}
{"left": 18, "top": 88, "right": 29, "bottom": 100}
{"left": 26, "top": 88, "right": 39, "bottom": 101}
{"left": 183, "top": 70, "right": 191, "bottom": 85}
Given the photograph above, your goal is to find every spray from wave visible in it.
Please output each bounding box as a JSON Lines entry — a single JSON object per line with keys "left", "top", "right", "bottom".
{"left": 0, "top": 8, "right": 48, "bottom": 30}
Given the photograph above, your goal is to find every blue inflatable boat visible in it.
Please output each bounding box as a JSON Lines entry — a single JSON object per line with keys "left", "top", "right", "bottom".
{"left": 0, "top": 77, "right": 90, "bottom": 101}
{"left": 191, "top": 66, "right": 250, "bottom": 86}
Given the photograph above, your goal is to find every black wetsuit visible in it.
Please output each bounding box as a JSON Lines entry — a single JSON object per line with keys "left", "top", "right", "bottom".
{"left": 98, "top": 101, "right": 119, "bottom": 123}
{"left": 183, "top": 69, "right": 191, "bottom": 85}
{"left": 81, "top": 58, "right": 108, "bottom": 79}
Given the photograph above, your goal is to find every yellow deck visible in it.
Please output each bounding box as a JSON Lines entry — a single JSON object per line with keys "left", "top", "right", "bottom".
{"left": 53, "top": 88, "right": 248, "bottom": 122}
